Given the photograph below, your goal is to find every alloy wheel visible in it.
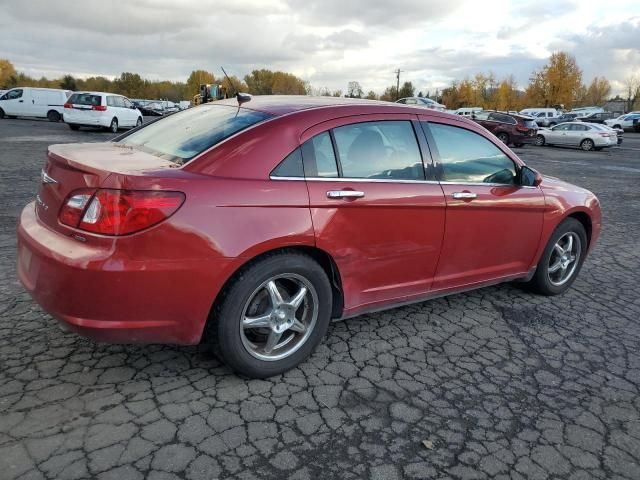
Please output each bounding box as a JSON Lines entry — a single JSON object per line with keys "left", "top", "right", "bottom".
{"left": 240, "top": 273, "right": 318, "bottom": 361}
{"left": 548, "top": 232, "right": 581, "bottom": 286}
{"left": 581, "top": 139, "right": 593, "bottom": 151}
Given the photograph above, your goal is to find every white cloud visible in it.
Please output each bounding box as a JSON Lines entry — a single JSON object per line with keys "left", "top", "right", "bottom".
{"left": 0, "top": 0, "right": 639, "bottom": 95}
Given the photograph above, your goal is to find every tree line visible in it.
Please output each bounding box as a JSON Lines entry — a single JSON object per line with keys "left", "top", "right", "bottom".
{"left": 1, "top": 54, "right": 639, "bottom": 111}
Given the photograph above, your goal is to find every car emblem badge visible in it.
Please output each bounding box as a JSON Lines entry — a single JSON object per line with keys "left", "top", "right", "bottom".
{"left": 41, "top": 170, "right": 58, "bottom": 185}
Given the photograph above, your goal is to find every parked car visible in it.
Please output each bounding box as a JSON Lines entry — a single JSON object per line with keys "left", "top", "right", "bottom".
{"left": 604, "top": 113, "right": 640, "bottom": 130}
{"left": 471, "top": 111, "right": 538, "bottom": 147}
{"left": 17, "top": 96, "right": 601, "bottom": 378}
{"left": 63, "top": 92, "right": 143, "bottom": 133}
{"left": 0, "top": 87, "right": 72, "bottom": 122}
{"left": 535, "top": 122, "right": 618, "bottom": 150}
{"left": 136, "top": 105, "right": 164, "bottom": 117}
{"left": 568, "top": 106, "right": 604, "bottom": 118}
{"left": 578, "top": 112, "right": 615, "bottom": 124}
{"left": 396, "top": 97, "right": 446, "bottom": 111}
{"left": 535, "top": 113, "right": 580, "bottom": 127}
{"left": 453, "top": 107, "right": 483, "bottom": 117}
{"left": 520, "top": 108, "right": 562, "bottom": 120}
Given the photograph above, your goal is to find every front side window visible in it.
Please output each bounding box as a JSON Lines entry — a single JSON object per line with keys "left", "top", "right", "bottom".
{"left": 427, "top": 123, "right": 517, "bottom": 185}
{"left": 122, "top": 98, "right": 133, "bottom": 108}
{"left": 119, "top": 105, "right": 272, "bottom": 163}
{"left": 332, "top": 121, "right": 424, "bottom": 180}
{"left": 5, "top": 89, "right": 23, "bottom": 100}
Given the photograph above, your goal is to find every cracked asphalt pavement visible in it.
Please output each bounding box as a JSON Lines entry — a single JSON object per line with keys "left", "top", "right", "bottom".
{"left": 1, "top": 118, "right": 639, "bottom": 479}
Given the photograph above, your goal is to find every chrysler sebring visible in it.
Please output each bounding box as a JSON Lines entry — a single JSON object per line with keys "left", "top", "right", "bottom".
{"left": 17, "top": 96, "right": 601, "bottom": 378}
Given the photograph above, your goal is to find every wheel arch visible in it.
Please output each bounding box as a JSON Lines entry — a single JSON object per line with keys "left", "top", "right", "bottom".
{"left": 567, "top": 211, "right": 592, "bottom": 248}
{"left": 201, "top": 245, "right": 344, "bottom": 344}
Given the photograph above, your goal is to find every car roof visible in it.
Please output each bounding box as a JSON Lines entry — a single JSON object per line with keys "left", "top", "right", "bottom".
{"left": 214, "top": 95, "right": 394, "bottom": 116}
{"left": 71, "top": 91, "right": 123, "bottom": 96}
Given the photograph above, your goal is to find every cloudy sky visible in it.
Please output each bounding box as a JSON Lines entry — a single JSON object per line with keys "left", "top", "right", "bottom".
{"left": 2, "top": 0, "right": 639, "bottom": 95}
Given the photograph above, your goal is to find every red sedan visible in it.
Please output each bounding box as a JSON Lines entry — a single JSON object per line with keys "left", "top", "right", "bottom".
{"left": 17, "top": 96, "right": 601, "bottom": 378}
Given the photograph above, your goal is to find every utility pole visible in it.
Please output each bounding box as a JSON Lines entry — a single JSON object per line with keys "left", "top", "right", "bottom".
{"left": 394, "top": 69, "right": 402, "bottom": 100}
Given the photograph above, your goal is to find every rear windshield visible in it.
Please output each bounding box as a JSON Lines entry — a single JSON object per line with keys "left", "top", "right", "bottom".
{"left": 68, "top": 93, "right": 102, "bottom": 106}
{"left": 522, "top": 119, "right": 537, "bottom": 128}
{"left": 119, "top": 105, "right": 272, "bottom": 163}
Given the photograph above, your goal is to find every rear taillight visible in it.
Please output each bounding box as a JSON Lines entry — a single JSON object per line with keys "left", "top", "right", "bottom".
{"left": 59, "top": 189, "right": 184, "bottom": 235}
{"left": 59, "top": 189, "right": 95, "bottom": 227}
{"left": 599, "top": 133, "right": 610, "bottom": 137}
{"left": 92, "top": 105, "right": 107, "bottom": 111}
{"left": 515, "top": 124, "right": 530, "bottom": 133}
{"left": 64, "top": 102, "right": 72, "bottom": 109}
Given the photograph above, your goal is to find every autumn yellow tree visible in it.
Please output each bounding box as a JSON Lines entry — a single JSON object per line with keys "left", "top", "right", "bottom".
{"left": 494, "top": 76, "right": 520, "bottom": 111}
{"left": 186, "top": 70, "right": 216, "bottom": 97}
{"left": 0, "top": 59, "right": 17, "bottom": 88}
{"left": 582, "top": 76, "right": 611, "bottom": 106}
{"left": 525, "top": 52, "right": 583, "bottom": 108}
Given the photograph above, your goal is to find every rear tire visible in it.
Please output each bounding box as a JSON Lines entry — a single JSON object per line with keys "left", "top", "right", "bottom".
{"left": 535, "top": 134, "right": 545, "bottom": 146}
{"left": 526, "top": 218, "right": 587, "bottom": 296}
{"left": 497, "top": 132, "right": 509, "bottom": 145}
{"left": 580, "top": 138, "right": 594, "bottom": 151}
{"left": 108, "top": 118, "right": 118, "bottom": 133}
{"left": 0, "top": 108, "right": 5, "bottom": 119}
{"left": 68, "top": 124, "right": 80, "bottom": 131}
{"left": 7, "top": 115, "right": 16, "bottom": 119}
{"left": 210, "top": 251, "right": 332, "bottom": 378}
{"left": 514, "top": 143, "right": 524, "bottom": 148}
{"left": 47, "top": 110, "right": 61, "bottom": 122}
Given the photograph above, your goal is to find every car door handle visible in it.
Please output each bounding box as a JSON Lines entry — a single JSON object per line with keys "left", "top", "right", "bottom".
{"left": 326, "top": 190, "right": 365, "bottom": 199}
{"left": 19, "top": 100, "right": 23, "bottom": 103}
{"left": 452, "top": 192, "right": 477, "bottom": 199}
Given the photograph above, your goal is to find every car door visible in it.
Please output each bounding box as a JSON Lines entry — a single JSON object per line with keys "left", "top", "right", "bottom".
{"left": 547, "top": 123, "right": 571, "bottom": 144}
{"left": 301, "top": 115, "right": 446, "bottom": 314}
{"left": 568, "top": 123, "right": 588, "bottom": 145}
{"left": 0, "top": 88, "right": 25, "bottom": 115}
{"left": 121, "top": 97, "right": 137, "bottom": 126}
{"left": 420, "top": 119, "right": 546, "bottom": 290}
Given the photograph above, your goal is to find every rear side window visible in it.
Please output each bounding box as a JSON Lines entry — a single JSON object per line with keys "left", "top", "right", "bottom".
{"left": 119, "top": 104, "right": 272, "bottom": 163}
{"left": 332, "top": 121, "right": 423, "bottom": 180}
{"left": 426, "top": 123, "right": 516, "bottom": 185}
{"left": 271, "top": 148, "right": 304, "bottom": 178}
{"left": 301, "top": 132, "right": 338, "bottom": 178}
{"left": 70, "top": 93, "right": 102, "bottom": 106}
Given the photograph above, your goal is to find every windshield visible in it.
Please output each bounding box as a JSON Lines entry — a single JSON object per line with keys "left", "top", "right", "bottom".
{"left": 119, "top": 104, "right": 272, "bottom": 163}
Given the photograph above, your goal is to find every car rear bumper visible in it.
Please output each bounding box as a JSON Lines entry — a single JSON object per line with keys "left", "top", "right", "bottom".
{"left": 63, "top": 111, "right": 109, "bottom": 127}
{"left": 16, "top": 202, "right": 232, "bottom": 345}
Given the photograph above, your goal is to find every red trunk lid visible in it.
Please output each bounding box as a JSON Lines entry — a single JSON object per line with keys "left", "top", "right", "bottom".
{"left": 36, "top": 143, "right": 177, "bottom": 234}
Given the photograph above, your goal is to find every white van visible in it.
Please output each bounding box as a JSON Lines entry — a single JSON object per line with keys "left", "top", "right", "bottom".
{"left": 520, "top": 107, "right": 561, "bottom": 118}
{"left": 0, "top": 87, "right": 72, "bottom": 121}
{"left": 454, "top": 107, "right": 482, "bottom": 117}
{"left": 568, "top": 106, "right": 605, "bottom": 118}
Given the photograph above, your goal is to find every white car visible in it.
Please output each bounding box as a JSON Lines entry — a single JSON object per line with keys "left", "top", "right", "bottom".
{"left": 396, "top": 97, "right": 446, "bottom": 111}
{"left": 604, "top": 113, "right": 640, "bottom": 130}
{"left": 0, "top": 87, "right": 72, "bottom": 122}
{"left": 453, "top": 107, "right": 482, "bottom": 117}
{"left": 535, "top": 122, "right": 617, "bottom": 151}
{"left": 63, "top": 91, "right": 143, "bottom": 133}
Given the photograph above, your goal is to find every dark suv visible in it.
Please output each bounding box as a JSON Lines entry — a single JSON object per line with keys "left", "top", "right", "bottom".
{"left": 471, "top": 111, "right": 538, "bottom": 147}
{"left": 579, "top": 112, "right": 615, "bottom": 124}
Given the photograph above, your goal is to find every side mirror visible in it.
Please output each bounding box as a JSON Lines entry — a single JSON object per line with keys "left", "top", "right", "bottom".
{"left": 520, "top": 166, "right": 542, "bottom": 187}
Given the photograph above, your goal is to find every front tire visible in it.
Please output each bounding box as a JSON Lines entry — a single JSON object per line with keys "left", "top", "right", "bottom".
{"left": 526, "top": 218, "right": 587, "bottom": 296}
{"left": 47, "top": 110, "right": 61, "bottom": 122}
{"left": 580, "top": 138, "right": 594, "bottom": 151}
{"left": 211, "top": 251, "right": 333, "bottom": 378}
{"left": 136, "top": 117, "right": 142, "bottom": 127}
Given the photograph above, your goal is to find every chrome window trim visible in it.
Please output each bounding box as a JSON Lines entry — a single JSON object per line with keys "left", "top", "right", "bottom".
{"left": 439, "top": 181, "right": 538, "bottom": 189}
{"left": 270, "top": 175, "right": 439, "bottom": 184}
